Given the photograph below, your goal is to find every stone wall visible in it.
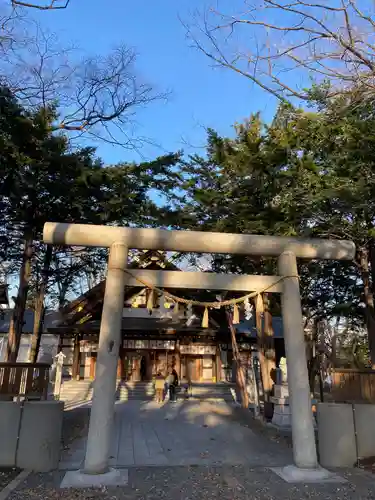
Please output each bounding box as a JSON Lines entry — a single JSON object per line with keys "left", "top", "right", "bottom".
{"left": 0, "top": 400, "right": 64, "bottom": 471}
{"left": 317, "top": 402, "right": 375, "bottom": 467}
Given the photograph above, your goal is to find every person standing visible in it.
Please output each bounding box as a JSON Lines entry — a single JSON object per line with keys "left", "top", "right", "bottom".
{"left": 166, "top": 368, "right": 176, "bottom": 402}
{"left": 172, "top": 368, "right": 178, "bottom": 386}
{"left": 155, "top": 372, "right": 164, "bottom": 403}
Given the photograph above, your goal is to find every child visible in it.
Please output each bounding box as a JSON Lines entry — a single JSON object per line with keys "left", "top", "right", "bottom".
{"left": 155, "top": 372, "right": 164, "bottom": 403}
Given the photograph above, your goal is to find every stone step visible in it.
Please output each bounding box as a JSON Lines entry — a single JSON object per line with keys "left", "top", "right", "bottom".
{"left": 59, "top": 381, "right": 235, "bottom": 402}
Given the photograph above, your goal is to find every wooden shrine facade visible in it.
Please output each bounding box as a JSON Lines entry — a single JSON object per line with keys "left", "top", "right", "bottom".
{"left": 52, "top": 322, "right": 260, "bottom": 383}
{"left": 48, "top": 250, "right": 276, "bottom": 382}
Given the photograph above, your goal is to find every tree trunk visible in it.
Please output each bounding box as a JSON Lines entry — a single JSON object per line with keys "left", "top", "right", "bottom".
{"left": 5, "top": 236, "right": 33, "bottom": 362}
{"left": 29, "top": 303, "right": 45, "bottom": 364}
{"left": 263, "top": 293, "right": 276, "bottom": 395}
{"left": 255, "top": 294, "right": 275, "bottom": 402}
{"left": 226, "top": 310, "right": 248, "bottom": 408}
{"left": 72, "top": 335, "right": 81, "bottom": 380}
{"left": 308, "top": 355, "right": 319, "bottom": 393}
{"left": 331, "top": 334, "right": 337, "bottom": 368}
{"left": 307, "top": 318, "right": 319, "bottom": 394}
{"left": 359, "top": 246, "right": 375, "bottom": 367}
{"left": 29, "top": 245, "right": 53, "bottom": 363}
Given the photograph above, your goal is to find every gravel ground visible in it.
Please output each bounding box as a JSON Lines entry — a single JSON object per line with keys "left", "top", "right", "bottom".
{"left": 5, "top": 465, "right": 375, "bottom": 500}
{"left": 0, "top": 468, "right": 21, "bottom": 491}
{"left": 4, "top": 405, "right": 375, "bottom": 499}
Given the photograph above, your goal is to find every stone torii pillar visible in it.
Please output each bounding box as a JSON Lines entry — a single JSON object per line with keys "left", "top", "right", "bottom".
{"left": 84, "top": 242, "right": 128, "bottom": 474}
{"left": 44, "top": 223, "right": 355, "bottom": 487}
{"left": 278, "top": 252, "right": 317, "bottom": 470}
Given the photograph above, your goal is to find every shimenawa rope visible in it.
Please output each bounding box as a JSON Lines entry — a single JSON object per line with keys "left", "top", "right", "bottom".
{"left": 122, "top": 268, "right": 298, "bottom": 326}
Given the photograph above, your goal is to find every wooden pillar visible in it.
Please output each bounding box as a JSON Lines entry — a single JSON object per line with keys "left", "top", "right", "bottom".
{"left": 117, "top": 343, "right": 125, "bottom": 379}
{"left": 121, "top": 347, "right": 125, "bottom": 379}
{"left": 255, "top": 294, "right": 275, "bottom": 402}
{"left": 117, "top": 356, "right": 122, "bottom": 379}
{"left": 72, "top": 335, "right": 81, "bottom": 380}
{"left": 57, "top": 334, "right": 64, "bottom": 378}
{"left": 146, "top": 351, "right": 152, "bottom": 380}
{"left": 133, "top": 356, "right": 140, "bottom": 381}
{"left": 123, "top": 351, "right": 128, "bottom": 380}
{"left": 216, "top": 346, "right": 222, "bottom": 382}
{"left": 90, "top": 354, "right": 97, "bottom": 380}
{"left": 117, "top": 344, "right": 126, "bottom": 379}
{"left": 57, "top": 334, "right": 63, "bottom": 353}
{"left": 263, "top": 293, "right": 276, "bottom": 394}
{"left": 175, "top": 341, "right": 181, "bottom": 379}
{"left": 182, "top": 355, "right": 185, "bottom": 380}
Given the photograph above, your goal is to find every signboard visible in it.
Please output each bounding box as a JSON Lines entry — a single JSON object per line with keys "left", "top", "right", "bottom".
{"left": 180, "top": 345, "right": 216, "bottom": 355}
{"left": 123, "top": 339, "right": 175, "bottom": 350}
{"left": 219, "top": 343, "right": 253, "bottom": 351}
{"left": 81, "top": 339, "right": 176, "bottom": 352}
{"left": 80, "top": 342, "right": 98, "bottom": 353}
{"left": 239, "top": 343, "right": 252, "bottom": 351}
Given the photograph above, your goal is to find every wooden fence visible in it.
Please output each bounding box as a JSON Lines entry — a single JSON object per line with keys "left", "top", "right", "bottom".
{"left": 331, "top": 369, "right": 375, "bottom": 403}
{"left": 0, "top": 363, "right": 50, "bottom": 400}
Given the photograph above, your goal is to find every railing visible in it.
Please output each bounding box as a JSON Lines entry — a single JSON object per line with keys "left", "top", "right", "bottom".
{"left": 0, "top": 363, "right": 50, "bottom": 400}
{"left": 331, "top": 368, "right": 375, "bottom": 403}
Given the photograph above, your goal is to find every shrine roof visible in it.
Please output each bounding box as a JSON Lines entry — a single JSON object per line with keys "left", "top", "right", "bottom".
{"left": 236, "top": 317, "right": 283, "bottom": 339}
{"left": 0, "top": 309, "right": 61, "bottom": 333}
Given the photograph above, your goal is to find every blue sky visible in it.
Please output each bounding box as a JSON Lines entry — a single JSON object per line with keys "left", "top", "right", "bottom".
{"left": 5, "top": 0, "right": 283, "bottom": 305}
{"left": 31, "top": 0, "right": 279, "bottom": 164}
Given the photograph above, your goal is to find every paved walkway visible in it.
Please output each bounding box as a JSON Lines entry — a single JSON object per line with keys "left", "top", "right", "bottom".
{"left": 60, "top": 400, "right": 293, "bottom": 469}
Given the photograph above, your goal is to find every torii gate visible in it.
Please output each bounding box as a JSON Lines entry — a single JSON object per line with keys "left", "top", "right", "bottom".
{"left": 44, "top": 223, "right": 355, "bottom": 484}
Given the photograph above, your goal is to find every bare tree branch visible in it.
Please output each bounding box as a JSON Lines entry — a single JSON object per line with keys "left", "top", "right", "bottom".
{"left": 1, "top": 22, "right": 166, "bottom": 147}
{"left": 0, "top": 3, "right": 26, "bottom": 55}
{"left": 11, "top": 0, "right": 70, "bottom": 10}
{"left": 188, "top": 0, "right": 375, "bottom": 103}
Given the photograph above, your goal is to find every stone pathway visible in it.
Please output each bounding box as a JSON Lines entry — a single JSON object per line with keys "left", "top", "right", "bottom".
{"left": 60, "top": 400, "right": 293, "bottom": 469}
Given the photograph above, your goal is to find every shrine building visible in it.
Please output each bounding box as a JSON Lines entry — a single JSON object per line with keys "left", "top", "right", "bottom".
{"left": 47, "top": 250, "right": 285, "bottom": 382}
